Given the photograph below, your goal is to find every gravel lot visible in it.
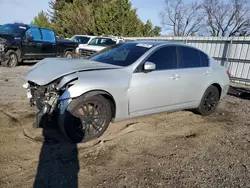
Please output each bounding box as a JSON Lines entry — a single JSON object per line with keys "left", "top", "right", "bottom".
{"left": 0, "top": 65, "right": 250, "bottom": 188}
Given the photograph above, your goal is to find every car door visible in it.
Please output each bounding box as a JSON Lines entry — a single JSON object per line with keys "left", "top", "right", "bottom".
{"left": 40, "top": 28, "right": 56, "bottom": 58}
{"left": 22, "top": 27, "right": 43, "bottom": 60}
{"left": 128, "top": 45, "right": 186, "bottom": 116}
{"left": 176, "top": 46, "right": 211, "bottom": 107}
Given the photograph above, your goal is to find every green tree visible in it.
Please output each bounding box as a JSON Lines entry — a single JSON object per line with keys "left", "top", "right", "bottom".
{"left": 94, "top": 0, "right": 160, "bottom": 37}
{"left": 48, "top": 0, "right": 74, "bottom": 22}
{"left": 50, "top": 0, "right": 100, "bottom": 37}
{"left": 37, "top": 0, "right": 161, "bottom": 37}
{"left": 143, "top": 20, "right": 162, "bottom": 36}
{"left": 31, "top": 11, "right": 52, "bottom": 29}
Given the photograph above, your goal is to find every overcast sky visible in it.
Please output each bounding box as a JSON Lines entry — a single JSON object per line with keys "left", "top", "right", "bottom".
{"left": 0, "top": 0, "right": 166, "bottom": 27}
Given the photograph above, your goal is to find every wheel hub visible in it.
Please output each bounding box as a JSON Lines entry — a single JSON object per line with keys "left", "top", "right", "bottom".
{"left": 74, "top": 101, "right": 107, "bottom": 139}
{"left": 204, "top": 91, "right": 217, "bottom": 111}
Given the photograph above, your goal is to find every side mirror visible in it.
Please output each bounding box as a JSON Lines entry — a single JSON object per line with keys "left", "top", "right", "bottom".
{"left": 144, "top": 61, "right": 156, "bottom": 72}
{"left": 27, "top": 34, "right": 33, "bottom": 42}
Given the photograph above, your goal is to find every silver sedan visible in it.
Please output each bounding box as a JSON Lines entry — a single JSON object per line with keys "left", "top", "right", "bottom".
{"left": 23, "top": 41, "right": 230, "bottom": 143}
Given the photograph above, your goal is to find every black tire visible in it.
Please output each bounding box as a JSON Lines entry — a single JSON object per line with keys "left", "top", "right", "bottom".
{"left": 1, "top": 50, "right": 19, "bottom": 67}
{"left": 59, "top": 95, "right": 112, "bottom": 143}
{"left": 194, "top": 85, "right": 220, "bottom": 116}
{"left": 64, "top": 51, "right": 73, "bottom": 58}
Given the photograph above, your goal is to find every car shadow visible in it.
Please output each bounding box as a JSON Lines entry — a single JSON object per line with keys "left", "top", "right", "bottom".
{"left": 227, "top": 85, "right": 250, "bottom": 100}
{"left": 33, "top": 111, "right": 80, "bottom": 188}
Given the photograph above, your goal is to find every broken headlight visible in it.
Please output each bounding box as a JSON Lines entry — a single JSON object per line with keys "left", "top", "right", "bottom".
{"left": 0, "top": 43, "right": 4, "bottom": 52}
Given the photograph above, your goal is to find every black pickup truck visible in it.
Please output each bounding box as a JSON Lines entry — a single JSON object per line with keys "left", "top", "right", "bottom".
{"left": 0, "top": 23, "right": 78, "bottom": 67}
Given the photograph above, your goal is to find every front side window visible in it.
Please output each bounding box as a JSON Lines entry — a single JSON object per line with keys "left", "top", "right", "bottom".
{"left": 40, "top": 29, "right": 55, "bottom": 43}
{"left": 178, "top": 46, "right": 208, "bottom": 68}
{"left": 145, "top": 46, "right": 178, "bottom": 70}
{"left": 25, "top": 27, "right": 41, "bottom": 41}
{"left": 89, "top": 43, "right": 153, "bottom": 66}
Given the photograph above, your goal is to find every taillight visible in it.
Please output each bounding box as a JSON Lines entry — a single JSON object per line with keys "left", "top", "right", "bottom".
{"left": 226, "top": 71, "right": 231, "bottom": 77}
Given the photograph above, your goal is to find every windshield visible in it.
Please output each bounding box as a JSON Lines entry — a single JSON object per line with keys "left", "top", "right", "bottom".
{"left": 71, "top": 36, "right": 91, "bottom": 44}
{"left": 89, "top": 42, "right": 154, "bottom": 67}
{"left": 0, "top": 24, "right": 28, "bottom": 35}
{"left": 88, "top": 37, "right": 117, "bottom": 46}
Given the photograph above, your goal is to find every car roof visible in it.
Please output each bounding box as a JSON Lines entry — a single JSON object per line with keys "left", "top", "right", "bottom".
{"left": 95, "top": 36, "right": 117, "bottom": 39}
{"left": 5, "top": 23, "right": 30, "bottom": 28}
{"left": 126, "top": 40, "right": 178, "bottom": 46}
{"left": 74, "top": 35, "right": 96, "bottom": 37}
{"left": 126, "top": 40, "right": 205, "bottom": 50}
{"left": 132, "top": 40, "right": 165, "bottom": 44}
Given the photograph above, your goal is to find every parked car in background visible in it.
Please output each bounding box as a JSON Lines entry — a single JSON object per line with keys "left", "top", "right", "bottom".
{"left": 69, "top": 35, "right": 96, "bottom": 45}
{"left": 23, "top": 41, "right": 230, "bottom": 143}
{"left": 70, "top": 35, "right": 97, "bottom": 57}
{"left": 76, "top": 35, "right": 124, "bottom": 58}
{"left": 0, "top": 23, "right": 78, "bottom": 67}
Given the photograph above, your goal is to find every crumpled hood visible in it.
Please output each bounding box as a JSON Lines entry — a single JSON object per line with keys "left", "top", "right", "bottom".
{"left": 24, "top": 58, "right": 122, "bottom": 86}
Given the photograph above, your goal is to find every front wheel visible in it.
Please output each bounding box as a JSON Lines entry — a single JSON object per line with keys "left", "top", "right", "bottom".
{"left": 59, "top": 95, "right": 112, "bottom": 143}
{"left": 1, "top": 51, "right": 19, "bottom": 67}
{"left": 64, "top": 51, "right": 73, "bottom": 58}
{"left": 194, "top": 85, "right": 220, "bottom": 116}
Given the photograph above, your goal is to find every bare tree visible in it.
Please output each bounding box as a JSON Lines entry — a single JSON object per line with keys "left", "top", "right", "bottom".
{"left": 203, "top": 0, "right": 250, "bottom": 36}
{"left": 160, "top": 0, "right": 204, "bottom": 36}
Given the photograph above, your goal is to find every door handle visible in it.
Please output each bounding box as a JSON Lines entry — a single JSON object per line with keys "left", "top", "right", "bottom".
{"left": 204, "top": 71, "right": 211, "bottom": 75}
{"left": 36, "top": 43, "right": 42, "bottom": 47}
{"left": 171, "top": 74, "right": 180, "bottom": 80}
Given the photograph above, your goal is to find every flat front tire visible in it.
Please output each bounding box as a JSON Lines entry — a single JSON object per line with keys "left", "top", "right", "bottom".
{"left": 59, "top": 95, "right": 112, "bottom": 143}
{"left": 195, "top": 85, "right": 220, "bottom": 116}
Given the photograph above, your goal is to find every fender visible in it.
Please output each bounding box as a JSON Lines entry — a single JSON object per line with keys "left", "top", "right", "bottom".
{"left": 58, "top": 79, "right": 129, "bottom": 121}
{"left": 57, "top": 74, "right": 79, "bottom": 90}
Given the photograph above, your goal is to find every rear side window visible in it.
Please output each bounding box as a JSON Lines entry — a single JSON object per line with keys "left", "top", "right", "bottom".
{"left": 40, "top": 29, "right": 55, "bottom": 43}
{"left": 146, "top": 46, "right": 177, "bottom": 70}
{"left": 199, "top": 51, "right": 209, "bottom": 67}
{"left": 178, "top": 46, "right": 209, "bottom": 68}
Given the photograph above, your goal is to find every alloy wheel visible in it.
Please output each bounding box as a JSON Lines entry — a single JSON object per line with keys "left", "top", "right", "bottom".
{"left": 9, "top": 53, "right": 18, "bottom": 67}
{"left": 203, "top": 91, "right": 219, "bottom": 112}
{"left": 73, "top": 101, "right": 108, "bottom": 141}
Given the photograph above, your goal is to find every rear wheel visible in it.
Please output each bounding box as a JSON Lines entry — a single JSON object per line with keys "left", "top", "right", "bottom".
{"left": 195, "top": 85, "right": 220, "bottom": 116}
{"left": 59, "top": 95, "right": 112, "bottom": 143}
{"left": 1, "top": 51, "right": 19, "bottom": 67}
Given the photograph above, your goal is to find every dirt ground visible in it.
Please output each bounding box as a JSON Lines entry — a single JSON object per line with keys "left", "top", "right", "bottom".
{"left": 0, "top": 65, "right": 250, "bottom": 188}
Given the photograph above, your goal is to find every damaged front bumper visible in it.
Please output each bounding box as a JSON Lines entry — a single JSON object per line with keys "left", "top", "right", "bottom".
{"left": 0, "top": 43, "right": 7, "bottom": 62}
{"left": 23, "top": 82, "right": 72, "bottom": 128}
{"left": 34, "top": 99, "right": 72, "bottom": 129}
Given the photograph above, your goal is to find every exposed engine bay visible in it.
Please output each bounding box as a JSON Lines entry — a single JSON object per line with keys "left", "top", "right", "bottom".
{"left": 23, "top": 76, "right": 78, "bottom": 128}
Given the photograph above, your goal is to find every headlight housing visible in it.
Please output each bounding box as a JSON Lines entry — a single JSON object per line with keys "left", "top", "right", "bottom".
{"left": 75, "top": 47, "right": 79, "bottom": 55}
{"left": 0, "top": 43, "right": 5, "bottom": 52}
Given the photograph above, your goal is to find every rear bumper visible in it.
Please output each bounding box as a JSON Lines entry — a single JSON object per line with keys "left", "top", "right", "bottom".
{"left": 221, "top": 84, "right": 230, "bottom": 99}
